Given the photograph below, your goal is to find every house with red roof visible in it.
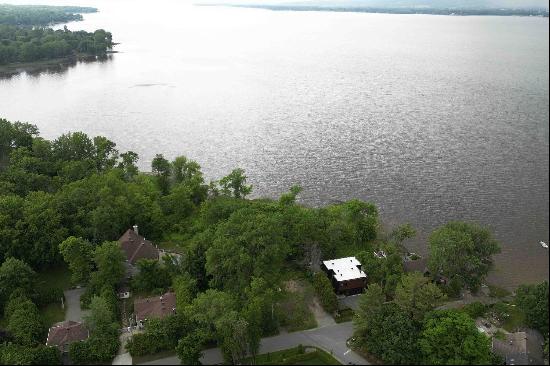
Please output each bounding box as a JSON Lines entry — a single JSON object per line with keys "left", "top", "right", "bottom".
{"left": 46, "top": 320, "right": 89, "bottom": 353}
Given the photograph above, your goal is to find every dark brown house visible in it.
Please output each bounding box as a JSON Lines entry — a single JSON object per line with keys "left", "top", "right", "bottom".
{"left": 321, "top": 257, "right": 367, "bottom": 296}
{"left": 118, "top": 225, "right": 159, "bottom": 265}
{"left": 46, "top": 321, "right": 89, "bottom": 353}
{"left": 134, "top": 292, "right": 177, "bottom": 327}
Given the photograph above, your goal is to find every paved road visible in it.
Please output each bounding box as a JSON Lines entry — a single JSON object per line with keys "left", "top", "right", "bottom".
{"left": 63, "top": 288, "right": 89, "bottom": 322}
{"left": 141, "top": 321, "right": 368, "bottom": 365}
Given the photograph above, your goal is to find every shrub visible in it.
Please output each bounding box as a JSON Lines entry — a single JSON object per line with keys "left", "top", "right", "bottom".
{"left": 462, "top": 302, "right": 488, "bottom": 319}
{"left": 312, "top": 273, "right": 337, "bottom": 314}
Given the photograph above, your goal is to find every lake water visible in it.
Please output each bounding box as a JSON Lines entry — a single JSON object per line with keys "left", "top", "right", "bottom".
{"left": 1, "top": 0, "right": 548, "bottom": 289}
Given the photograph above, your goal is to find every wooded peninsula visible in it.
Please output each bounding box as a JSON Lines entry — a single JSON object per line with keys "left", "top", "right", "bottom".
{"left": 0, "top": 5, "right": 113, "bottom": 67}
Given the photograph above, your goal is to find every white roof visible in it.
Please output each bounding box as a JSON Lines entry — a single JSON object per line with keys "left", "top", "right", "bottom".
{"left": 322, "top": 257, "right": 367, "bottom": 281}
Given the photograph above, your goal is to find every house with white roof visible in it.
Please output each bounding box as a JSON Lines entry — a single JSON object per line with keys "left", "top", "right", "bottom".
{"left": 321, "top": 256, "right": 367, "bottom": 295}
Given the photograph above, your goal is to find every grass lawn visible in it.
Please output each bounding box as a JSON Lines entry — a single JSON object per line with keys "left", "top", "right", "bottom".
{"left": 41, "top": 302, "right": 66, "bottom": 328}
{"left": 246, "top": 346, "right": 341, "bottom": 365}
{"left": 501, "top": 305, "right": 526, "bottom": 332}
{"left": 488, "top": 285, "right": 512, "bottom": 299}
{"left": 36, "top": 264, "right": 72, "bottom": 291}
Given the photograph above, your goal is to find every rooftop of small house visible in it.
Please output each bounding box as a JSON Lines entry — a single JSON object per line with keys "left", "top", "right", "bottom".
{"left": 46, "top": 320, "right": 89, "bottom": 351}
{"left": 492, "top": 329, "right": 545, "bottom": 365}
{"left": 322, "top": 256, "right": 367, "bottom": 282}
{"left": 118, "top": 225, "right": 159, "bottom": 265}
{"left": 134, "top": 292, "right": 177, "bottom": 322}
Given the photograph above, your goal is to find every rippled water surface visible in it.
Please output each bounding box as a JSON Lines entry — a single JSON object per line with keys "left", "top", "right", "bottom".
{"left": 1, "top": 0, "right": 548, "bottom": 288}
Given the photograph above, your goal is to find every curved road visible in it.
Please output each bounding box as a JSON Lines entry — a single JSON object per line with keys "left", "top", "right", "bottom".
{"left": 140, "top": 321, "right": 368, "bottom": 365}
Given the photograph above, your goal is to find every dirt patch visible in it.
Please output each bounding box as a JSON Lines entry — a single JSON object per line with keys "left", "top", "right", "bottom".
{"left": 283, "top": 279, "right": 304, "bottom": 293}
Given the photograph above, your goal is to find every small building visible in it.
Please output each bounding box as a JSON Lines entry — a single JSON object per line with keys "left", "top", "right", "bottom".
{"left": 118, "top": 225, "right": 160, "bottom": 277}
{"left": 116, "top": 284, "right": 131, "bottom": 299}
{"left": 134, "top": 292, "right": 177, "bottom": 328}
{"left": 321, "top": 257, "right": 367, "bottom": 296}
{"left": 46, "top": 320, "right": 89, "bottom": 353}
{"left": 492, "top": 329, "right": 545, "bottom": 365}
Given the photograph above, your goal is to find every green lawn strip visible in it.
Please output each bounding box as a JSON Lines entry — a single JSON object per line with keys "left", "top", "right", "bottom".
{"left": 501, "top": 305, "right": 526, "bottom": 332}
{"left": 36, "top": 265, "right": 72, "bottom": 292}
{"left": 40, "top": 302, "right": 66, "bottom": 328}
{"left": 488, "top": 285, "right": 512, "bottom": 299}
{"left": 131, "top": 350, "right": 176, "bottom": 365}
{"left": 245, "top": 346, "right": 341, "bottom": 365}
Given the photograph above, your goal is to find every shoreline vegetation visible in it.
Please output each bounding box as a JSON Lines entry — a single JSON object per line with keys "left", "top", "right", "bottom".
{"left": 0, "top": 4, "right": 115, "bottom": 77}
{"left": 203, "top": 4, "right": 550, "bottom": 17}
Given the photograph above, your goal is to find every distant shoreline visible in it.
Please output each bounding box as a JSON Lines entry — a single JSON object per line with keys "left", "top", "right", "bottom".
{"left": 202, "top": 4, "right": 549, "bottom": 17}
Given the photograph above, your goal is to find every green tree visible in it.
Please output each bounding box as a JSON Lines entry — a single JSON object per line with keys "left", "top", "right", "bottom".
{"left": 428, "top": 222, "right": 500, "bottom": 293}
{"left": 117, "top": 151, "right": 139, "bottom": 180}
{"left": 0, "top": 257, "right": 36, "bottom": 311}
{"left": 354, "top": 283, "right": 384, "bottom": 335}
{"left": 419, "top": 310, "right": 492, "bottom": 365}
{"left": 131, "top": 259, "right": 171, "bottom": 293}
{"left": 176, "top": 334, "right": 204, "bottom": 365}
{"left": 5, "top": 295, "right": 43, "bottom": 346}
{"left": 216, "top": 311, "right": 249, "bottom": 365}
{"left": 312, "top": 272, "right": 338, "bottom": 313}
{"left": 187, "top": 290, "right": 236, "bottom": 343}
{"left": 84, "top": 295, "right": 114, "bottom": 331}
{"left": 93, "top": 241, "right": 125, "bottom": 288}
{"left": 355, "top": 302, "right": 421, "bottom": 364}
{"left": 173, "top": 273, "right": 197, "bottom": 313}
{"left": 515, "top": 281, "right": 548, "bottom": 335}
{"left": 59, "top": 236, "right": 94, "bottom": 285}
{"left": 152, "top": 154, "right": 171, "bottom": 194}
{"left": 218, "top": 168, "right": 252, "bottom": 199}
{"left": 395, "top": 272, "right": 446, "bottom": 321}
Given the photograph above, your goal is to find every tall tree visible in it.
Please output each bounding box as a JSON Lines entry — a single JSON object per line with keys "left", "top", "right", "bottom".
{"left": 0, "top": 258, "right": 36, "bottom": 311}
{"left": 428, "top": 221, "right": 500, "bottom": 292}
{"left": 355, "top": 302, "right": 421, "bottom": 365}
{"left": 151, "top": 154, "right": 171, "bottom": 194}
{"left": 515, "top": 281, "right": 548, "bottom": 335}
{"left": 59, "top": 236, "right": 94, "bottom": 285}
{"left": 92, "top": 241, "right": 125, "bottom": 288}
{"left": 218, "top": 168, "right": 252, "bottom": 199}
{"left": 395, "top": 272, "right": 446, "bottom": 321}
{"left": 176, "top": 334, "right": 204, "bottom": 365}
{"left": 419, "top": 310, "right": 492, "bottom": 365}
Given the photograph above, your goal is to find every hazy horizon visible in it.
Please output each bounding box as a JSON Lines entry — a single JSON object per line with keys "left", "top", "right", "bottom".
{"left": 195, "top": 0, "right": 550, "bottom": 10}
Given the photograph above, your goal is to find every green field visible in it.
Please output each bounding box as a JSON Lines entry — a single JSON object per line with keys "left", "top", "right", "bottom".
{"left": 246, "top": 346, "right": 341, "bottom": 365}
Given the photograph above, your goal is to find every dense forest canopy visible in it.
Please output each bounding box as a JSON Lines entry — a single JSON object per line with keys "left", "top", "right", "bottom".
{"left": 0, "top": 26, "right": 113, "bottom": 64}
{"left": 0, "top": 4, "right": 96, "bottom": 26}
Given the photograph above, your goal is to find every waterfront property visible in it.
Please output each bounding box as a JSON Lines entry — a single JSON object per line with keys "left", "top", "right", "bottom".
{"left": 134, "top": 292, "right": 177, "bottom": 328}
{"left": 321, "top": 257, "right": 367, "bottom": 296}
{"left": 46, "top": 320, "right": 89, "bottom": 353}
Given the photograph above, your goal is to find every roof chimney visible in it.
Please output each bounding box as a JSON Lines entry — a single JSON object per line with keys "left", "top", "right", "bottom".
{"left": 133, "top": 225, "right": 139, "bottom": 236}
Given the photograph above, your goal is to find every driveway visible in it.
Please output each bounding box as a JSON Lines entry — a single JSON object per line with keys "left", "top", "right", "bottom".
{"left": 140, "top": 321, "right": 368, "bottom": 365}
{"left": 339, "top": 294, "right": 362, "bottom": 311}
{"left": 64, "top": 288, "right": 89, "bottom": 322}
